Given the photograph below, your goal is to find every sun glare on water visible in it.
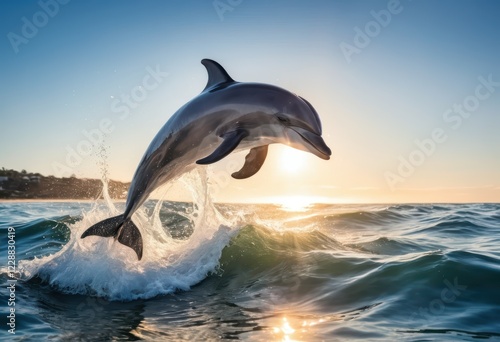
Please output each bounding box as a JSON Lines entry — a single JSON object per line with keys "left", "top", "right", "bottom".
{"left": 273, "top": 317, "right": 295, "bottom": 341}
{"left": 271, "top": 315, "right": 334, "bottom": 341}
{"left": 277, "top": 196, "right": 314, "bottom": 212}
{"left": 268, "top": 195, "right": 336, "bottom": 211}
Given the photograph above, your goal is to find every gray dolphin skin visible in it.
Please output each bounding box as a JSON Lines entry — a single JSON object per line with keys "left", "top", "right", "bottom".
{"left": 81, "top": 59, "right": 332, "bottom": 260}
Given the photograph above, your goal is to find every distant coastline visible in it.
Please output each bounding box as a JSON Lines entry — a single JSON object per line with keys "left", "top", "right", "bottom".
{"left": 0, "top": 168, "right": 129, "bottom": 200}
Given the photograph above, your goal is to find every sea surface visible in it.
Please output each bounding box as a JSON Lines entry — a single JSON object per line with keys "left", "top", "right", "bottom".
{"left": 1, "top": 185, "right": 500, "bottom": 340}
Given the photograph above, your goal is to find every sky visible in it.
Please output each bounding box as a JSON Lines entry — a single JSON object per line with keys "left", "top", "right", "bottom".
{"left": 1, "top": 0, "right": 499, "bottom": 204}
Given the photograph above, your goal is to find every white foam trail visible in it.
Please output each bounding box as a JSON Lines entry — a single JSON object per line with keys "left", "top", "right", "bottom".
{"left": 19, "top": 167, "right": 239, "bottom": 301}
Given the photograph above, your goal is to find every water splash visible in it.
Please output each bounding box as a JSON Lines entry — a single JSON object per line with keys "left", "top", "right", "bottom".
{"left": 19, "top": 167, "right": 240, "bottom": 301}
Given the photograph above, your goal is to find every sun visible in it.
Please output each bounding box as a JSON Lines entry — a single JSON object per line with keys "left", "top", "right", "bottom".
{"left": 279, "top": 147, "right": 309, "bottom": 174}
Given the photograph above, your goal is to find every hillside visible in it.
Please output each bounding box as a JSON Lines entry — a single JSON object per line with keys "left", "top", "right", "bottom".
{"left": 0, "top": 168, "right": 129, "bottom": 200}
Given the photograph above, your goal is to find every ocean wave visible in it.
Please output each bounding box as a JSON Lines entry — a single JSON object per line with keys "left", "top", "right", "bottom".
{"left": 1, "top": 196, "right": 500, "bottom": 340}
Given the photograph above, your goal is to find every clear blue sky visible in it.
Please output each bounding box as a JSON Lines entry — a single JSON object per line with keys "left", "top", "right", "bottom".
{"left": 1, "top": 0, "right": 499, "bottom": 203}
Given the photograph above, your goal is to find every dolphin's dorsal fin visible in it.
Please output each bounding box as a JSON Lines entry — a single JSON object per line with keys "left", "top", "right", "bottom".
{"left": 201, "top": 59, "right": 235, "bottom": 92}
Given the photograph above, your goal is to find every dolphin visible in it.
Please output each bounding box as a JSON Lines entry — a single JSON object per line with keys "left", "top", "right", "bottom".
{"left": 81, "top": 59, "right": 331, "bottom": 260}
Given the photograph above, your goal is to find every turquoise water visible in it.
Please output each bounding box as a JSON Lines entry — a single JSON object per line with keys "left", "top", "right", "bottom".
{"left": 1, "top": 199, "right": 500, "bottom": 341}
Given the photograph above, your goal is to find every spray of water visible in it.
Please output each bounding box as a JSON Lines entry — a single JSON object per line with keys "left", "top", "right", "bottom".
{"left": 19, "top": 167, "right": 239, "bottom": 301}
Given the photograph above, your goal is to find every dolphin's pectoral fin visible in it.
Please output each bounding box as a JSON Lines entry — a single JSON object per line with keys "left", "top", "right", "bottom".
{"left": 81, "top": 214, "right": 143, "bottom": 260}
{"left": 196, "top": 129, "right": 249, "bottom": 165}
{"left": 117, "top": 220, "right": 143, "bottom": 260}
{"left": 231, "top": 145, "right": 269, "bottom": 179}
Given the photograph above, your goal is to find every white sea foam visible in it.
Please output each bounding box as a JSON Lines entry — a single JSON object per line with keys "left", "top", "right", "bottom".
{"left": 19, "top": 168, "right": 239, "bottom": 301}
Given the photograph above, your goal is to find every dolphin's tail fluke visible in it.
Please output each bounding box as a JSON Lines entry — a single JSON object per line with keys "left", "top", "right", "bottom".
{"left": 81, "top": 214, "right": 143, "bottom": 260}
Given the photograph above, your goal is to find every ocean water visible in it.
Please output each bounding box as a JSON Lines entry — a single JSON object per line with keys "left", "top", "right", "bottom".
{"left": 1, "top": 178, "right": 500, "bottom": 340}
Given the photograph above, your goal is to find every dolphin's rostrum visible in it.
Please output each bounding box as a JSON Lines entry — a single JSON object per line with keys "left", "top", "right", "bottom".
{"left": 81, "top": 59, "right": 332, "bottom": 260}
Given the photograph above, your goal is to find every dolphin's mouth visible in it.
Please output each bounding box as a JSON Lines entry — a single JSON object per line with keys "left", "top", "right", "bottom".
{"left": 289, "top": 126, "right": 331, "bottom": 160}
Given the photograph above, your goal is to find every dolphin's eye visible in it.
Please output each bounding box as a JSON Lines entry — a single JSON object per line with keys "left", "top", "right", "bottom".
{"left": 276, "top": 114, "right": 290, "bottom": 125}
